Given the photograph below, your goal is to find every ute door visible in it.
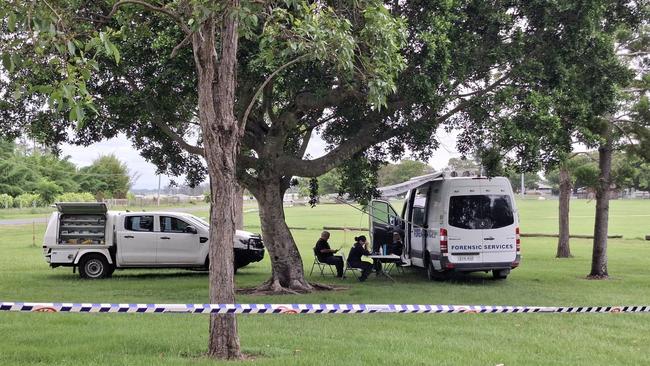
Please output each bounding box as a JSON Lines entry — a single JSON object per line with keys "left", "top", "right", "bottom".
{"left": 369, "top": 200, "right": 400, "bottom": 253}
{"left": 480, "top": 186, "right": 517, "bottom": 264}
{"left": 446, "top": 187, "right": 485, "bottom": 265}
{"left": 117, "top": 215, "right": 157, "bottom": 265}
{"left": 157, "top": 215, "right": 202, "bottom": 265}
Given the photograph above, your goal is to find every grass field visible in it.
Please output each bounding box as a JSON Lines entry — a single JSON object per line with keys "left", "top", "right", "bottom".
{"left": 1, "top": 199, "right": 650, "bottom": 365}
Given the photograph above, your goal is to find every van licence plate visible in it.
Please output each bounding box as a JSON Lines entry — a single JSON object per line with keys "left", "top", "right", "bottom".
{"left": 456, "top": 255, "right": 476, "bottom": 262}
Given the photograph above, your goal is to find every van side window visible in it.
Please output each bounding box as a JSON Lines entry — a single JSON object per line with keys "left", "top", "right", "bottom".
{"left": 160, "top": 216, "right": 191, "bottom": 233}
{"left": 371, "top": 201, "right": 390, "bottom": 225}
{"left": 125, "top": 216, "right": 154, "bottom": 232}
{"left": 412, "top": 187, "right": 429, "bottom": 226}
{"left": 448, "top": 195, "right": 514, "bottom": 229}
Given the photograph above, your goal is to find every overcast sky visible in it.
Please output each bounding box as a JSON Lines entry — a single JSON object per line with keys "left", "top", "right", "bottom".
{"left": 60, "top": 129, "right": 461, "bottom": 189}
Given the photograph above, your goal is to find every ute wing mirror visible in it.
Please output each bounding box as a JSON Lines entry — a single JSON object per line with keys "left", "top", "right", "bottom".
{"left": 185, "top": 226, "right": 198, "bottom": 234}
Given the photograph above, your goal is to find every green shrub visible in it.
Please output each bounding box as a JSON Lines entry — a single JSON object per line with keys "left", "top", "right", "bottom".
{"left": 15, "top": 193, "right": 40, "bottom": 208}
{"left": 56, "top": 192, "right": 96, "bottom": 203}
{"left": 0, "top": 194, "right": 13, "bottom": 209}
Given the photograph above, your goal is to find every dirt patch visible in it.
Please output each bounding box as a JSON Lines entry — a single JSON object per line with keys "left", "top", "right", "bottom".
{"left": 237, "top": 282, "right": 348, "bottom": 296}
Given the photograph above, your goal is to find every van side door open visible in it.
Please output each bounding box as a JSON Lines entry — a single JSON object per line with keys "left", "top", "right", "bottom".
{"left": 408, "top": 186, "right": 430, "bottom": 264}
{"left": 369, "top": 200, "right": 400, "bottom": 253}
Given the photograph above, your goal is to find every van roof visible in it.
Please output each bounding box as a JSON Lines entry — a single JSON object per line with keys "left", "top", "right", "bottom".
{"left": 378, "top": 173, "right": 510, "bottom": 197}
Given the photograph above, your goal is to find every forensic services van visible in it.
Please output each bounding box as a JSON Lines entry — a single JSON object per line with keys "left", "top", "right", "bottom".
{"left": 370, "top": 172, "right": 521, "bottom": 280}
{"left": 43, "top": 203, "right": 264, "bottom": 279}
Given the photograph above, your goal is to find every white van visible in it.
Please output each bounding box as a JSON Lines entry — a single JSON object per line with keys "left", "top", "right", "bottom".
{"left": 43, "top": 203, "right": 265, "bottom": 279}
{"left": 370, "top": 173, "right": 521, "bottom": 279}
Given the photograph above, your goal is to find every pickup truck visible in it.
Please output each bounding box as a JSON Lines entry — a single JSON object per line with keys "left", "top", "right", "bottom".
{"left": 43, "top": 203, "right": 264, "bottom": 279}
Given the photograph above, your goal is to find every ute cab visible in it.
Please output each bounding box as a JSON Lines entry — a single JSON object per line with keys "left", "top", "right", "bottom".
{"left": 370, "top": 173, "right": 521, "bottom": 280}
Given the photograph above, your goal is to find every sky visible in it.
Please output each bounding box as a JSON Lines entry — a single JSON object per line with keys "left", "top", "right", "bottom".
{"left": 60, "top": 129, "right": 462, "bottom": 190}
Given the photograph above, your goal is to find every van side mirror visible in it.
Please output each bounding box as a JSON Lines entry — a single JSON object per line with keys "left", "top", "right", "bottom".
{"left": 185, "top": 226, "right": 198, "bottom": 234}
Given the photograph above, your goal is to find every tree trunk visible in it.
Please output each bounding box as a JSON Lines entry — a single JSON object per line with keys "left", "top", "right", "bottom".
{"left": 235, "top": 185, "right": 244, "bottom": 230}
{"left": 556, "top": 164, "right": 572, "bottom": 258}
{"left": 252, "top": 176, "right": 312, "bottom": 293}
{"left": 589, "top": 124, "right": 613, "bottom": 279}
{"left": 192, "top": 4, "right": 242, "bottom": 359}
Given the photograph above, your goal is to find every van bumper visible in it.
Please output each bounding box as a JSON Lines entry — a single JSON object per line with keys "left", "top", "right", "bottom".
{"left": 441, "top": 254, "right": 521, "bottom": 272}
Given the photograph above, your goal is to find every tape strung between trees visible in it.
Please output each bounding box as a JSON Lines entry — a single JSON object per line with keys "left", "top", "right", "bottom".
{"left": 1, "top": 302, "right": 648, "bottom": 314}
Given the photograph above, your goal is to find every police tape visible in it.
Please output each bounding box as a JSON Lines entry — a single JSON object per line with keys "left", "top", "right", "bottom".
{"left": 1, "top": 302, "right": 649, "bottom": 314}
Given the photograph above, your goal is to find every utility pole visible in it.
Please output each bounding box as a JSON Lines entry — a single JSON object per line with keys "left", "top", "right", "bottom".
{"left": 157, "top": 175, "right": 161, "bottom": 206}
{"left": 520, "top": 172, "right": 525, "bottom": 197}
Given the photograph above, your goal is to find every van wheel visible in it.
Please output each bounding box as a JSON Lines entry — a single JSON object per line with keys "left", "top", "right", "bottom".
{"left": 79, "top": 254, "right": 111, "bottom": 279}
{"left": 492, "top": 269, "right": 509, "bottom": 280}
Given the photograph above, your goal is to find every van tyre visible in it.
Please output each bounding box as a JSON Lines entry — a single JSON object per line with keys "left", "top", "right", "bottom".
{"left": 79, "top": 254, "right": 111, "bottom": 279}
{"left": 492, "top": 269, "right": 509, "bottom": 280}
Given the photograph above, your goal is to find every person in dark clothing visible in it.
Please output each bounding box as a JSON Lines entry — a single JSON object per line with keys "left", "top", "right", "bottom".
{"left": 347, "top": 235, "right": 374, "bottom": 281}
{"left": 314, "top": 231, "right": 344, "bottom": 278}
{"left": 389, "top": 232, "right": 404, "bottom": 256}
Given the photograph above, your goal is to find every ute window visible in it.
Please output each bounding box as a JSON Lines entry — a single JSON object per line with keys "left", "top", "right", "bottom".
{"left": 160, "top": 216, "right": 191, "bottom": 233}
{"left": 125, "top": 216, "right": 154, "bottom": 232}
{"left": 448, "top": 195, "right": 514, "bottom": 230}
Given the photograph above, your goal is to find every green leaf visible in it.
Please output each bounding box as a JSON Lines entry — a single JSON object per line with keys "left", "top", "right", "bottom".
{"left": 8, "top": 13, "right": 16, "bottom": 32}
{"left": 67, "top": 41, "right": 76, "bottom": 56}
{"left": 2, "top": 53, "right": 13, "bottom": 72}
{"left": 109, "top": 43, "right": 120, "bottom": 64}
{"left": 69, "top": 105, "right": 77, "bottom": 122}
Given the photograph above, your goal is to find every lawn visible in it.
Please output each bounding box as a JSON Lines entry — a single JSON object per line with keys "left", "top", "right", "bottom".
{"left": 1, "top": 199, "right": 649, "bottom": 365}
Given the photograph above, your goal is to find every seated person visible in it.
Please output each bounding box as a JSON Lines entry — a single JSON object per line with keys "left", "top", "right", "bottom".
{"left": 347, "top": 235, "right": 374, "bottom": 282}
{"left": 389, "top": 232, "right": 404, "bottom": 256}
{"left": 314, "top": 231, "right": 344, "bottom": 278}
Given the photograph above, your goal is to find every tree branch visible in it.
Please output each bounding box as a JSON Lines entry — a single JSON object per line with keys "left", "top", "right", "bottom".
{"left": 433, "top": 71, "right": 512, "bottom": 124}
{"left": 152, "top": 120, "right": 205, "bottom": 156}
{"left": 170, "top": 32, "right": 193, "bottom": 58}
{"left": 296, "top": 128, "right": 313, "bottom": 159}
{"left": 278, "top": 123, "right": 403, "bottom": 177}
{"left": 105, "top": 0, "right": 190, "bottom": 34}
{"left": 240, "top": 54, "right": 310, "bottom": 132}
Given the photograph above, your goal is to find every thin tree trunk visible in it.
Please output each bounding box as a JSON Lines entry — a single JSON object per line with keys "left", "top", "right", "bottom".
{"left": 589, "top": 123, "right": 613, "bottom": 279}
{"left": 235, "top": 185, "right": 244, "bottom": 230}
{"left": 251, "top": 176, "right": 312, "bottom": 293}
{"left": 556, "top": 164, "right": 572, "bottom": 258}
{"left": 192, "top": 4, "right": 243, "bottom": 359}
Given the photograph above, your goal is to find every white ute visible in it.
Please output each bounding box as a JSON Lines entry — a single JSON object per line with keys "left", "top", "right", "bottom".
{"left": 370, "top": 173, "right": 521, "bottom": 280}
{"left": 43, "top": 203, "right": 265, "bottom": 279}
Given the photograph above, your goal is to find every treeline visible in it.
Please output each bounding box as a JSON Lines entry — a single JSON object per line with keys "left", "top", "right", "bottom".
{"left": 0, "top": 140, "right": 131, "bottom": 208}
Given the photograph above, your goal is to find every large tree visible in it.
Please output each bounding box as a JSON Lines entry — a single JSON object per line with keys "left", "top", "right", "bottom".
{"left": 3, "top": 1, "right": 636, "bottom": 294}
{"left": 1, "top": 0, "right": 408, "bottom": 356}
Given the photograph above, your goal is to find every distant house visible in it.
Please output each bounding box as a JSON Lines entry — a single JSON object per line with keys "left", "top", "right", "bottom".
{"left": 535, "top": 182, "right": 553, "bottom": 195}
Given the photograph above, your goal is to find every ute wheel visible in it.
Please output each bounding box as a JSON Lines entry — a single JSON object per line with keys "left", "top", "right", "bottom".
{"left": 79, "top": 254, "right": 111, "bottom": 279}
{"left": 492, "top": 269, "right": 509, "bottom": 280}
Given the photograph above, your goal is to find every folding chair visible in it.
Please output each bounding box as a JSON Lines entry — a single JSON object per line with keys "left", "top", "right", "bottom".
{"left": 309, "top": 248, "right": 336, "bottom": 277}
{"left": 341, "top": 252, "right": 362, "bottom": 280}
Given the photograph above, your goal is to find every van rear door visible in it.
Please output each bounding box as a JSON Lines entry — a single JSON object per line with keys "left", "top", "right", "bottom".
{"left": 480, "top": 186, "right": 517, "bottom": 264}
{"left": 447, "top": 187, "right": 485, "bottom": 265}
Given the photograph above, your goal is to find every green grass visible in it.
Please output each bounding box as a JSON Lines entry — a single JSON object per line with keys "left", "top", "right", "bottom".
{"left": 1, "top": 200, "right": 650, "bottom": 365}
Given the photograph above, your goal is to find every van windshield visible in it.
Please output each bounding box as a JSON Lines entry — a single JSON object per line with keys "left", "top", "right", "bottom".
{"left": 448, "top": 195, "right": 514, "bottom": 230}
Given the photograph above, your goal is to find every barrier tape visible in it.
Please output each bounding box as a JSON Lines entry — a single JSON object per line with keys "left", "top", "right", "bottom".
{"left": 1, "top": 302, "right": 649, "bottom": 314}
